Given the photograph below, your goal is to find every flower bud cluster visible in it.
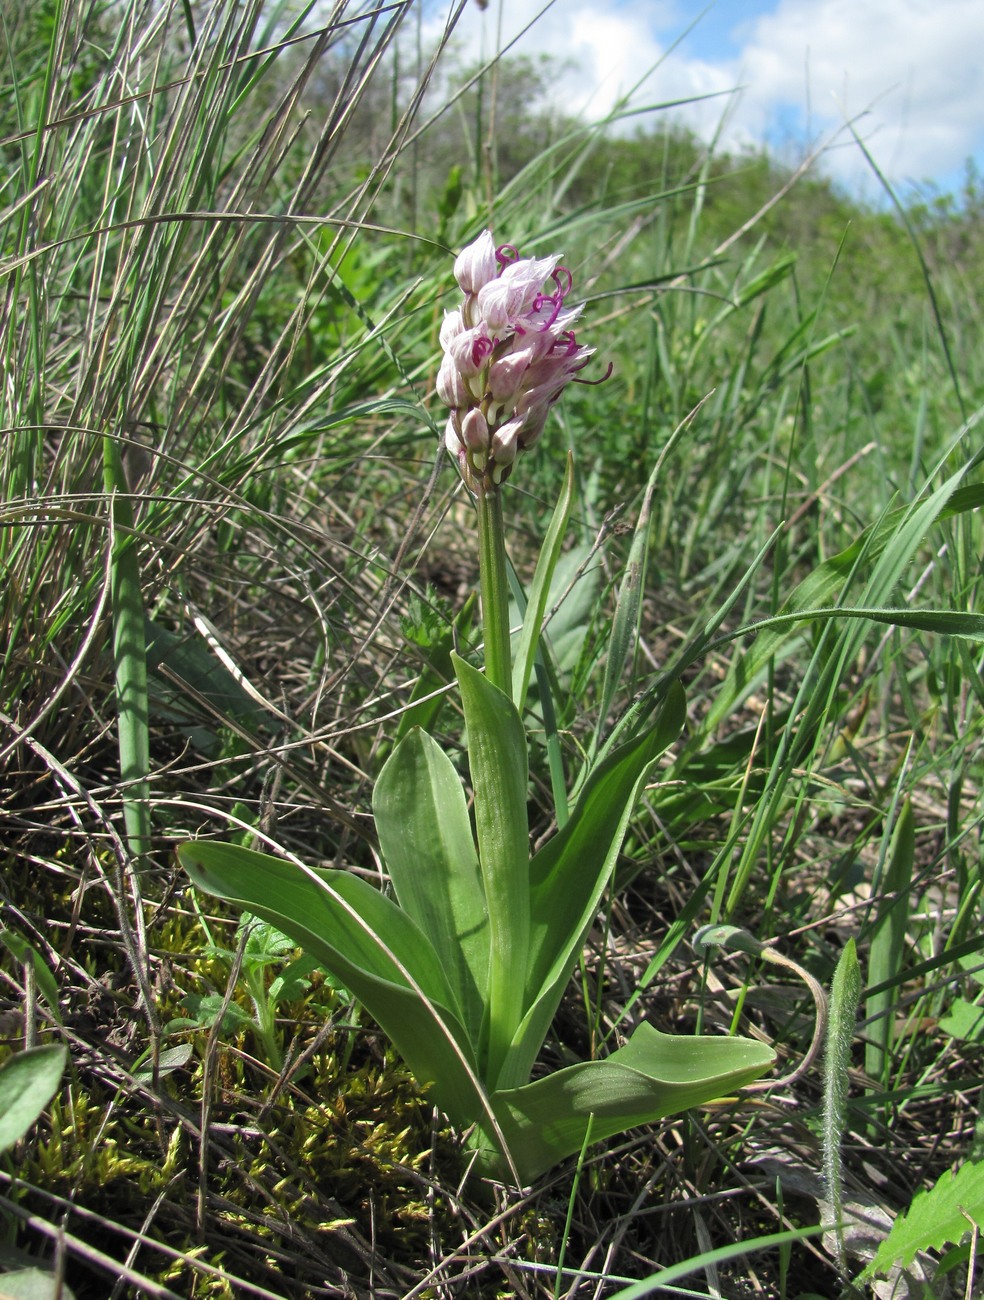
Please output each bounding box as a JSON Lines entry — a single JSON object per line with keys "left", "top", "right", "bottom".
{"left": 438, "top": 230, "right": 602, "bottom": 494}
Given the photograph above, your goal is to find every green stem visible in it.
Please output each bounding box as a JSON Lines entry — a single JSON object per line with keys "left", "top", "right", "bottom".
{"left": 246, "top": 969, "right": 283, "bottom": 1073}
{"left": 477, "top": 487, "right": 512, "bottom": 700}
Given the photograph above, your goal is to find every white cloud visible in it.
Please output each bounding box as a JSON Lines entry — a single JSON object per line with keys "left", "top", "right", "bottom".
{"left": 732, "top": 0, "right": 984, "bottom": 187}
{"left": 421, "top": 0, "right": 984, "bottom": 194}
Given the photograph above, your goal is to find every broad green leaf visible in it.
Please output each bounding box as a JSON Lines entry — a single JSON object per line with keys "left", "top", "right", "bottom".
{"left": 177, "top": 841, "right": 487, "bottom": 1125}
{"left": 373, "top": 727, "right": 489, "bottom": 1046}
{"left": 0, "top": 1045, "right": 67, "bottom": 1152}
{"left": 132, "top": 1044, "right": 194, "bottom": 1083}
{"left": 181, "top": 992, "right": 252, "bottom": 1034}
{"left": 0, "top": 1267, "right": 78, "bottom": 1300}
{"left": 938, "top": 997, "right": 984, "bottom": 1043}
{"left": 485, "top": 1023, "right": 774, "bottom": 1185}
{"left": 144, "top": 616, "right": 269, "bottom": 752}
{"left": 453, "top": 653, "right": 530, "bottom": 1079}
{"left": 511, "top": 452, "right": 575, "bottom": 710}
{"left": 534, "top": 541, "right": 602, "bottom": 678}
{"left": 498, "top": 683, "right": 686, "bottom": 1091}
{"left": 864, "top": 1159, "right": 984, "bottom": 1278}
{"left": 693, "top": 924, "right": 766, "bottom": 959}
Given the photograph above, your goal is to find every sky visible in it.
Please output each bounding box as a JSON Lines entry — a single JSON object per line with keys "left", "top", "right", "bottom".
{"left": 422, "top": 0, "right": 984, "bottom": 202}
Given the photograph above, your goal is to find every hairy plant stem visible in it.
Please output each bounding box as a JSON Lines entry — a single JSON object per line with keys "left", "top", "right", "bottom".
{"left": 823, "top": 937, "right": 861, "bottom": 1272}
{"left": 477, "top": 487, "right": 512, "bottom": 700}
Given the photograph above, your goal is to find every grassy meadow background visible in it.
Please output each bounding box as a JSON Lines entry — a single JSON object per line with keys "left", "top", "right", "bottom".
{"left": 1, "top": 0, "right": 982, "bottom": 1295}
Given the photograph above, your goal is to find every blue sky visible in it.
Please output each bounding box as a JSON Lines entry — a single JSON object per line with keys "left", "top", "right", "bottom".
{"left": 425, "top": 0, "right": 984, "bottom": 201}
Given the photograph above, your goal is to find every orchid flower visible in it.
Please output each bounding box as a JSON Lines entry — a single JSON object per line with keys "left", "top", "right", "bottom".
{"left": 440, "top": 231, "right": 605, "bottom": 495}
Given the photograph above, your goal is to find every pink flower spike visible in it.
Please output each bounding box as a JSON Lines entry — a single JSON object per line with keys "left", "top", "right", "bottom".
{"left": 479, "top": 254, "right": 562, "bottom": 328}
{"left": 437, "top": 229, "right": 599, "bottom": 492}
{"left": 454, "top": 230, "right": 498, "bottom": 294}
{"left": 523, "top": 292, "right": 563, "bottom": 332}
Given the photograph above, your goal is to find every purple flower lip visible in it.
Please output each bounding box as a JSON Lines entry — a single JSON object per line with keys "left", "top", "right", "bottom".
{"left": 439, "top": 229, "right": 609, "bottom": 493}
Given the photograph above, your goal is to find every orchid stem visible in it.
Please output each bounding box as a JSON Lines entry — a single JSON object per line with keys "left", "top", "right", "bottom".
{"left": 478, "top": 487, "right": 512, "bottom": 700}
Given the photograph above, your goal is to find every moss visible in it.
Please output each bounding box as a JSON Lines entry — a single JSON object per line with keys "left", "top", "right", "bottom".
{"left": 28, "top": 1086, "right": 165, "bottom": 1196}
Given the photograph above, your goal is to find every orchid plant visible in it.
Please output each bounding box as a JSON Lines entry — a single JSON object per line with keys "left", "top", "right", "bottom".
{"left": 178, "top": 232, "right": 775, "bottom": 1187}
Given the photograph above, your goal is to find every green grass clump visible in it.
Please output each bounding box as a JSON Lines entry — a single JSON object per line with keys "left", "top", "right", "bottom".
{"left": 1, "top": 0, "right": 982, "bottom": 1295}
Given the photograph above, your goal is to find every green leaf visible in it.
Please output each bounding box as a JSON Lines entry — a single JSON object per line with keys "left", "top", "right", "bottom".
{"left": 181, "top": 993, "right": 253, "bottom": 1034}
{"left": 144, "top": 616, "right": 269, "bottom": 748}
{"left": 734, "top": 252, "right": 796, "bottom": 306}
{"left": 864, "top": 1159, "right": 984, "bottom": 1278}
{"left": 240, "top": 916, "right": 299, "bottom": 963}
{"left": 937, "top": 997, "right": 984, "bottom": 1043}
{"left": 0, "top": 929, "right": 62, "bottom": 1026}
{"left": 705, "top": 474, "right": 984, "bottom": 731}
{"left": 595, "top": 405, "right": 698, "bottom": 742}
{"left": 486, "top": 1022, "right": 774, "bottom": 1185}
{"left": 132, "top": 1044, "right": 194, "bottom": 1083}
{"left": 511, "top": 452, "right": 575, "bottom": 710}
{"left": 865, "top": 798, "right": 914, "bottom": 1082}
{"left": 0, "top": 1045, "right": 67, "bottom": 1152}
{"left": 373, "top": 726, "right": 490, "bottom": 1046}
{"left": 177, "top": 841, "right": 487, "bottom": 1125}
{"left": 0, "top": 1267, "right": 78, "bottom": 1300}
{"left": 267, "top": 951, "right": 317, "bottom": 1004}
{"left": 693, "top": 923, "right": 767, "bottom": 960}
{"left": 712, "top": 605, "right": 984, "bottom": 647}
{"left": 452, "top": 653, "right": 530, "bottom": 1080}
{"left": 605, "top": 1228, "right": 824, "bottom": 1299}
{"left": 103, "top": 438, "right": 151, "bottom": 863}
{"left": 499, "top": 683, "right": 687, "bottom": 1091}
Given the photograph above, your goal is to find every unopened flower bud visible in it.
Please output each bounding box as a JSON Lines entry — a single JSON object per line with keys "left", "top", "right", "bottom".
{"left": 489, "top": 349, "right": 533, "bottom": 403}
{"left": 460, "top": 407, "right": 490, "bottom": 453}
{"left": 439, "top": 309, "right": 465, "bottom": 349}
{"left": 490, "top": 417, "right": 524, "bottom": 467}
{"left": 437, "top": 352, "right": 468, "bottom": 407}
{"left": 454, "top": 230, "right": 497, "bottom": 294}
